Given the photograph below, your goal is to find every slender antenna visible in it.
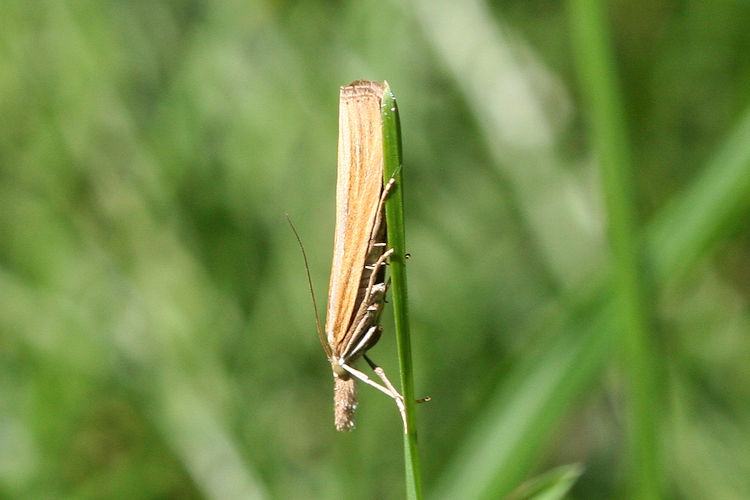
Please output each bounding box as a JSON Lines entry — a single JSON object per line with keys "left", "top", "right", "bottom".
{"left": 286, "top": 214, "right": 332, "bottom": 359}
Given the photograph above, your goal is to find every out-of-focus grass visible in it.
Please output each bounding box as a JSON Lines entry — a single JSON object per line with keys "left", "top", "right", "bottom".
{"left": 568, "top": 1, "right": 659, "bottom": 498}
{"left": 2, "top": 1, "right": 750, "bottom": 499}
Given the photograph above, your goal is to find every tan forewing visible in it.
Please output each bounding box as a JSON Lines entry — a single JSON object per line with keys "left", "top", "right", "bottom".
{"left": 326, "top": 81, "right": 385, "bottom": 355}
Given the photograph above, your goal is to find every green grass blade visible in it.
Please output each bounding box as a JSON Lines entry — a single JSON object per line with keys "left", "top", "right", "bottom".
{"left": 432, "top": 291, "right": 617, "bottom": 500}
{"left": 647, "top": 105, "right": 750, "bottom": 282}
{"left": 567, "top": 1, "right": 660, "bottom": 497}
{"left": 432, "top": 96, "right": 750, "bottom": 500}
{"left": 506, "top": 463, "right": 584, "bottom": 500}
{"left": 381, "top": 82, "right": 423, "bottom": 500}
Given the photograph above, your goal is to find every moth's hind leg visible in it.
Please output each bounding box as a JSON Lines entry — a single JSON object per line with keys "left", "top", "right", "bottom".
{"left": 340, "top": 359, "right": 407, "bottom": 430}
{"left": 363, "top": 354, "right": 403, "bottom": 404}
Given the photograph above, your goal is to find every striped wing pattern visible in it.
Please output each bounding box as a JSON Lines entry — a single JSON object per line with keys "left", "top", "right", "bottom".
{"left": 326, "top": 81, "right": 386, "bottom": 360}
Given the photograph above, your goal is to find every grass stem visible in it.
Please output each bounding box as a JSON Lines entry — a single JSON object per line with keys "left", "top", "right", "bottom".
{"left": 381, "top": 81, "right": 424, "bottom": 500}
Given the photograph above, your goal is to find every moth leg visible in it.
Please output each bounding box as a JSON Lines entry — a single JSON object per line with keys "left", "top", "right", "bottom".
{"left": 363, "top": 246, "right": 394, "bottom": 272}
{"left": 368, "top": 176, "right": 396, "bottom": 249}
{"left": 363, "top": 354, "right": 408, "bottom": 430}
{"left": 341, "top": 278, "right": 388, "bottom": 358}
{"left": 340, "top": 361, "right": 407, "bottom": 430}
{"left": 363, "top": 355, "right": 404, "bottom": 403}
{"left": 347, "top": 249, "right": 393, "bottom": 344}
{"left": 362, "top": 353, "right": 430, "bottom": 405}
{"left": 341, "top": 305, "right": 379, "bottom": 361}
{"left": 340, "top": 363, "right": 402, "bottom": 401}
{"left": 346, "top": 324, "right": 382, "bottom": 361}
{"left": 362, "top": 248, "right": 393, "bottom": 296}
{"left": 344, "top": 246, "right": 392, "bottom": 354}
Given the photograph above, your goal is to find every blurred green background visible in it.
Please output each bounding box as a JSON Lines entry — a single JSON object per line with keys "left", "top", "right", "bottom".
{"left": 2, "top": 0, "right": 750, "bottom": 498}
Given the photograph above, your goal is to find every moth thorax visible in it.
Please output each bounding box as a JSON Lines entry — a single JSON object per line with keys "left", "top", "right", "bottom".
{"left": 334, "top": 376, "right": 358, "bottom": 431}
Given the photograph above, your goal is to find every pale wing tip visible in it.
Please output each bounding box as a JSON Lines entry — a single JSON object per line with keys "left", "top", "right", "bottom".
{"left": 340, "top": 80, "right": 385, "bottom": 98}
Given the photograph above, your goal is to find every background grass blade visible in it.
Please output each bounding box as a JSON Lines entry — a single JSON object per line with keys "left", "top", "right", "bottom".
{"left": 431, "top": 84, "right": 750, "bottom": 500}
{"left": 506, "top": 463, "right": 584, "bottom": 500}
{"left": 2, "top": 2, "right": 750, "bottom": 497}
{"left": 647, "top": 104, "right": 750, "bottom": 282}
{"left": 567, "top": 0, "right": 660, "bottom": 497}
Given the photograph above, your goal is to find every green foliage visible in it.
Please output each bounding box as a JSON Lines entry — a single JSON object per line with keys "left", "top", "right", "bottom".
{"left": 506, "top": 464, "right": 584, "bottom": 500}
{"left": 2, "top": 1, "right": 750, "bottom": 498}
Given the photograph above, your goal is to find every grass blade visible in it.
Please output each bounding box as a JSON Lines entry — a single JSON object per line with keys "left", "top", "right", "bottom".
{"left": 506, "top": 463, "right": 584, "bottom": 500}
{"left": 567, "top": 0, "right": 660, "bottom": 497}
{"left": 381, "top": 81, "right": 424, "bottom": 500}
{"left": 433, "top": 97, "right": 750, "bottom": 500}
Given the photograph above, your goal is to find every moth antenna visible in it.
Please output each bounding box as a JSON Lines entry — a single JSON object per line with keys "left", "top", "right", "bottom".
{"left": 286, "top": 214, "right": 332, "bottom": 359}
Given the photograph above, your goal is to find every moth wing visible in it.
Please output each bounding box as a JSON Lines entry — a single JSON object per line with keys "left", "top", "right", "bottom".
{"left": 326, "top": 82, "right": 385, "bottom": 355}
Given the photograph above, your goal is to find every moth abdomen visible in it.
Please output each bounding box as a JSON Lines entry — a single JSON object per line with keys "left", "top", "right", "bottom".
{"left": 334, "top": 376, "right": 357, "bottom": 431}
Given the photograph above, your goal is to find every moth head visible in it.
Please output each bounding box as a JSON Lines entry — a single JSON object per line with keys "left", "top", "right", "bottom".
{"left": 331, "top": 358, "right": 349, "bottom": 379}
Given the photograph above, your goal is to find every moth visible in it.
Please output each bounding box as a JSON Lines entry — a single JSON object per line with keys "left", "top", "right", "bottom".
{"left": 289, "top": 80, "right": 406, "bottom": 431}
{"left": 323, "top": 80, "right": 406, "bottom": 431}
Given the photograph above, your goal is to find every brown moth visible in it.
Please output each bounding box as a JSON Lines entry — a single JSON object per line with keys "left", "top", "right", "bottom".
{"left": 322, "top": 80, "right": 405, "bottom": 431}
